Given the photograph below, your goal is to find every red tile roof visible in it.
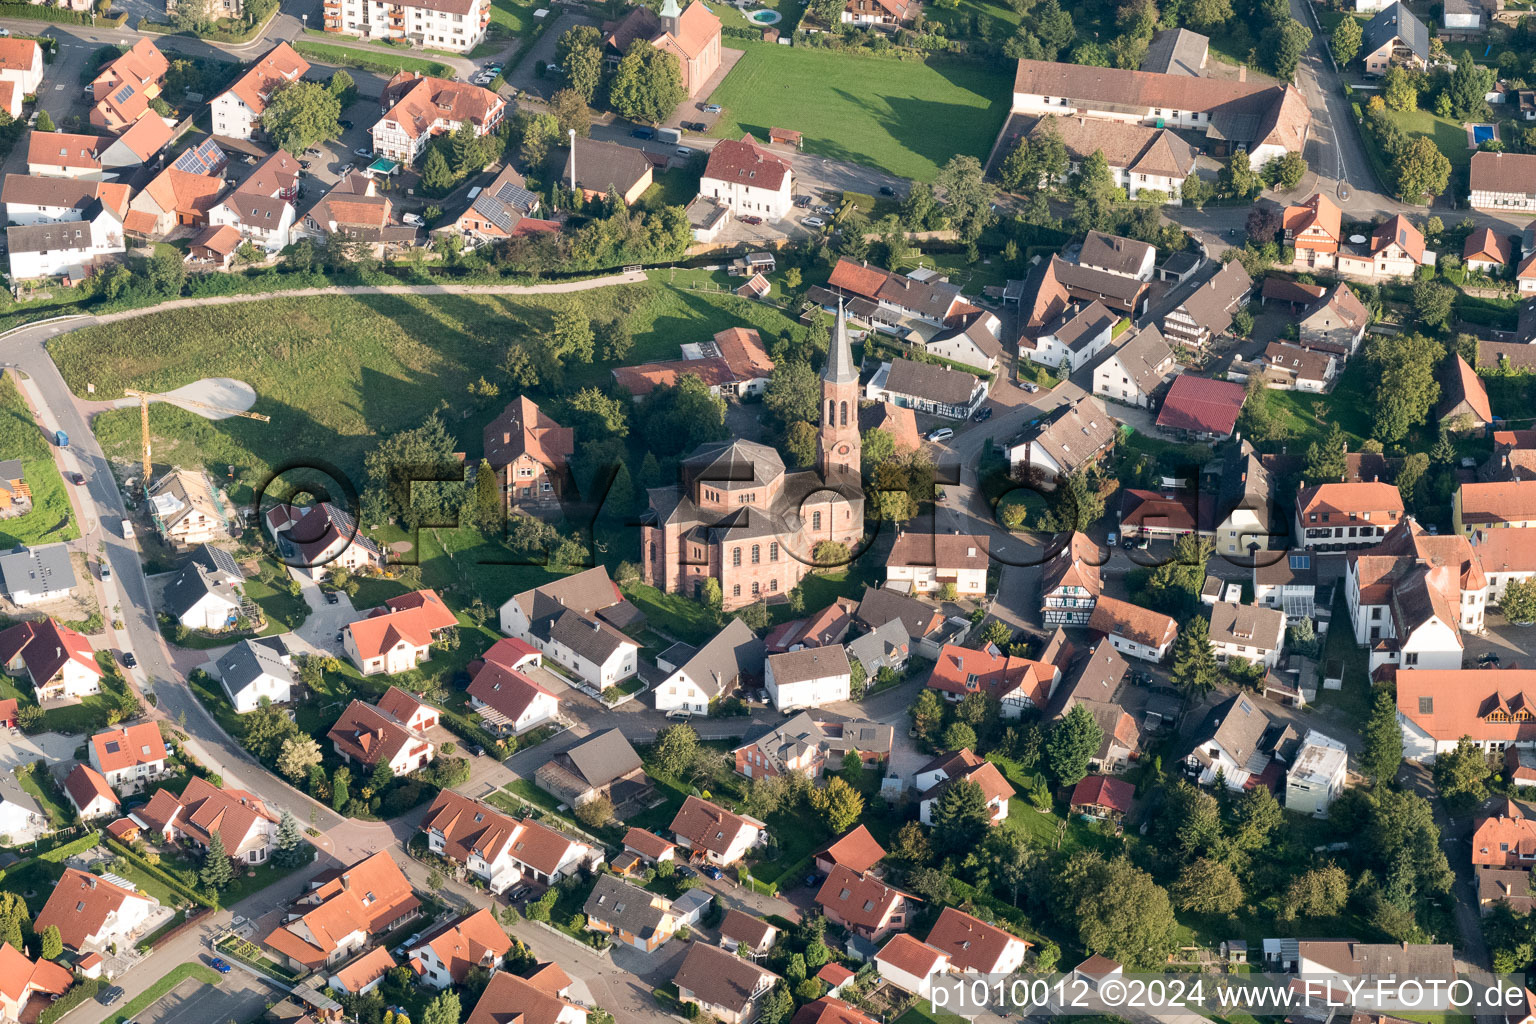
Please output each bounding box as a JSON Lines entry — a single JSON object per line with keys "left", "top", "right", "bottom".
{"left": 1296, "top": 481, "right": 1404, "bottom": 521}
{"left": 466, "top": 969, "right": 584, "bottom": 1024}
{"left": 623, "top": 826, "right": 677, "bottom": 860}
{"left": 815, "top": 824, "right": 886, "bottom": 874}
{"left": 925, "top": 906, "right": 1029, "bottom": 973}
{"left": 793, "top": 998, "right": 880, "bottom": 1024}
{"left": 224, "top": 42, "right": 308, "bottom": 117}
{"left": 483, "top": 397, "right": 573, "bottom": 474}
{"left": 378, "top": 72, "right": 502, "bottom": 141}
{"left": 1473, "top": 812, "right": 1536, "bottom": 867}
{"left": 90, "top": 721, "right": 167, "bottom": 774}
{"left": 348, "top": 588, "right": 455, "bottom": 661}
{"left": 1070, "top": 774, "right": 1135, "bottom": 814}
{"left": 0, "top": 619, "right": 100, "bottom": 688}
{"left": 1459, "top": 480, "right": 1536, "bottom": 525}
{"left": 63, "top": 764, "right": 118, "bottom": 814}
{"left": 466, "top": 663, "right": 557, "bottom": 722}
{"left": 1155, "top": 374, "right": 1246, "bottom": 437}
{"left": 670, "top": 795, "right": 764, "bottom": 858}
{"left": 333, "top": 946, "right": 395, "bottom": 993}
{"left": 875, "top": 933, "right": 947, "bottom": 977}
{"left": 927, "top": 643, "right": 1056, "bottom": 706}
{"left": 264, "top": 851, "right": 419, "bottom": 968}
{"left": 328, "top": 698, "right": 432, "bottom": 767}
{"left": 1087, "top": 594, "right": 1177, "bottom": 650}
{"left": 27, "top": 132, "right": 106, "bottom": 171}
{"left": 411, "top": 908, "right": 512, "bottom": 985}
{"left": 703, "top": 135, "right": 791, "bottom": 192}
{"left": 1464, "top": 226, "right": 1512, "bottom": 266}
{"left": 1397, "top": 669, "right": 1536, "bottom": 745}
{"left": 0, "top": 941, "right": 73, "bottom": 1007}
{"left": 34, "top": 868, "right": 152, "bottom": 951}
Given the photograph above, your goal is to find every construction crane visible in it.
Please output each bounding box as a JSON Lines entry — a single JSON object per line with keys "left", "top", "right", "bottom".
{"left": 123, "top": 388, "right": 271, "bottom": 495}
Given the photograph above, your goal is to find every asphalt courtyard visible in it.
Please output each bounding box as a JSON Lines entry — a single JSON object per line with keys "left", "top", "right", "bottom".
{"left": 130, "top": 972, "right": 274, "bottom": 1024}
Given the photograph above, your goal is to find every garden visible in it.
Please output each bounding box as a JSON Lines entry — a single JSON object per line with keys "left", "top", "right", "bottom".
{"left": 0, "top": 374, "right": 77, "bottom": 547}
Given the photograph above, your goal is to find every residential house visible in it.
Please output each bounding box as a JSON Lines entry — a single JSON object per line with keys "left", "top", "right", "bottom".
{"left": 1162, "top": 260, "right": 1252, "bottom": 349}
{"left": 620, "top": 827, "right": 678, "bottom": 871}
{"left": 1439, "top": 353, "right": 1494, "bottom": 435}
{"left": 1296, "top": 482, "right": 1404, "bottom": 550}
{"left": 1283, "top": 193, "right": 1343, "bottom": 268}
{"left": 844, "top": 617, "right": 910, "bottom": 678}
{"left": 925, "top": 906, "right": 1030, "bottom": 976}
{"left": 720, "top": 909, "right": 777, "bottom": 956}
{"left": 499, "top": 567, "right": 644, "bottom": 689}
{"left": 146, "top": 469, "right": 233, "bottom": 548}
{"left": 561, "top": 137, "right": 653, "bottom": 204}
{"left": 699, "top": 134, "right": 793, "bottom": 220}
{"left": 850, "top": 585, "right": 961, "bottom": 657}
{"left": 33, "top": 868, "right": 158, "bottom": 953}
{"left": 211, "top": 43, "right": 309, "bottom": 140}
{"left": 328, "top": 692, "right": 436, "bottom": 777}
{"left": 1472, "top": 805, "right": 1536, "bottom": 867}
{"left": 163, "top": 544, "right": 244, "bottom": 631}
{"left": 1, "top": 173, "right": 130, "bottom": 226}
{"left": 1209, "top": 601, "right": 1287, "bottom": 669}
{"left": 1029, "top": 115, "right": 1195, "bottom": 203}
{"left": 613, "top": 326, "right": 775, "bottom": 400}
{"left": 89, "top": 39, "right": 168, "bottom": 133}
{"left": 0, "top": 618, "right": 101, "bottom": 703}
{"left": 1292, "top": 942, "right": 1454, "bottom": 991}
{"left": 1020, "top": 299, "right": 1119, "bottom": 373}
{"left": 420, "top": 790, "right": 603, "bottom": 892}
{"left": 263, "top": 501, "right": 383, "bottom": 579}
{"left": 344, "top": 588, "right": 458, "bottom": 675}
{"left": 0, "top": 943, "right": 72, "bottom": 1023}
{"left": 1297, "top": 284, "right": 1371, "bottom": 355}
{"left": 0, "top": 461, "right": 29, "bottom": 515}
{"left": 464, "top": 969, "right": 587, "bottom": 1024}
{"left": 840, "top": 0, "right": 912, "bottom": 27}
{"left": 815, "top": 825, "right": 886, "bottom": 876}
{"left": 1347, "top": 519, "right": 1488, "bottom": 673}
{"left": 320, "top": 0, "right": 489, "bottom": 52}
{"left": 371, "top": 72, "right": 505, "bottom": 164}
{"left": 921, "top": 309, "right": 1005, "bottom": 374}
{"left": 133, "top": 776, "right": 278, "bottom": 863}
{"left": 669, "top": 794, "right": 766, "bottom": 866}
{"left": 915, "top": 748, "right": 1016, "bottom": 826}
{"left": 533, "top": 728, "right": 651, "bottom": 811}
{"left": 207, "top": 149, "right": 301, "bottom": 252}
{"left": 1069, "top": 774, "right": 1135, "bottom": 820}
{"left": 1088, "top": 595, "right": 1178, "bottom": 662}
{"left": 298, "top": 173, "right": 412, "bottom": 244}
{"left": 483, "top": 397, "right": 573, "bottom": 517}
{"left": 1260, "top": 342, "right": 1336, "bottom": 392}
{"left": 215, "top": 638, "right": 295, "bottom": 714}
{"left": 264, "top": 851, "right": 421, "bottom": 971}
{"left": 1444, "top": 0, "right": 1482, "bottom": 28}
{"left": 0, "top": 543, "right": 75, "bottom": 607}
{"left": 1256, "top": 550, "right": 1323, "bottom": 622}
{"left": 0, "top": 40, "right": 43, "bottom": 120}
{"left": 1394, "top": 669, "right": 1536, "bottom": 759}
{"left": 125, "top": 167, "right": 225, "bottom": 239}
{"left": 466, "top": 663, "right": 559, "bottom": 738}
{"left": 1471, "top": 528, "right": 1536, "bottom": 605}
{"left": 1092, "top": 323, "right": 1174, "bottom": 407}
{"left": 886, "top": 531, "right": 989, "bottom": 597}
{"left": 765, "top": 645, "right": 852, "bottom": 712}
{"left": 1185, "top": 692, "right": 1289, "bottom": 789}
{"left": 406, "top": 908, "right": 512, "bottom": 989}
{"left": 1050, "top": 255, "right": 1150, "bottom": 317}
{"left": 1286, "top": 729, "right": 1349, "bottom": 814}
{"left": 1118, "top": 488, "right": 1206, "bottom": 541}
{"left": 864, "top": 358, "right": 987, "bottom": 420}
{"left": 601, "top": 0, "right": 721, "bottom": 99}
{"left": 1456, "top": 480, "right": 1536, "bottom": 533}
{"left": 653, "top": 618, "right": 763, "bottom": 715}
{"left": 97, "top": 114, "right": 173, "bottom": 171}
{"left": 825, "top": 258, "right": 972, "bottom": 329}
{"left": 330, "top": 947, "right": 395, "bottom": 996}
{"left": 1009, "top": 59, "right": 1311, "bottom": 169}
{"left": 439, "top": 164, "right": 547, "bottom": 248}
{"left": 672, "top": 942, "right": 778, "bottom": 1024}
{"left": 1079, "top": 231, "right": 1157, "bottom": 281}
{"left": 583, "top": 873, "right": 678, "bottom": 951}
{"left": 1006, "top": 397, "right": 1118, "bottom": 486}
{"left": 1155, "top": 374, "right": 1246, "bottom": 441}
{"left": 5, "top": 212, "right": 126, "bottom": 281}
{"left": 1050, "top": 639, "right": 1143, "bottom": 773}
{"left": 1041, "top": 532, "right": 1103, "bottom": 626}
{"left": 926, "top": 643, "right": 1058, "bottom": 717}
{"left": 1464, "top": 226, "right": 1513, "bottom": 271}
{"left": 62, "top": 764, "right": 119, "bottom": 820}
{"left": 0, "top": 775, "right": 43, "bottom": 845}
{"left": 1360, "top": 2, "right": 1430, "bottom": 73}
{"left": 1140, "top": 27, "right": 1208, "bottom": 74}
{"left": 1338, "top": 214, "right": 1433, "bottom": 279}
{"left": 815, "top": 864, "right": 915, "bottom": 942}
{"left": 874, "top": 934, "right": 950, "bottom": 999}
{"left": 733, "top": 713, "right": 893, "bottom": 778}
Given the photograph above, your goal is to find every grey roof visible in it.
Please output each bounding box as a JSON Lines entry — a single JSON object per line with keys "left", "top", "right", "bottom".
{"left": 583, "top": 874, "right": 670, "bottom": 942}
{"left": 1170, "top": 260, "right": 1252, "bottom": 336}
{"left": 767, "top": 645, "right": 850, "bottom": 686}
{"left": 546, "top": 608, "right": 635, "bottom": 664}
{"left": 1208, "top": 600, "right": 1285, "bottom": 651}
{"left": 1254, "top": 549, "right": 1316, "bottom": 587}
{"left": 883, "top": 358, "right": 982, "bottom": 406}
{"left": 1364, "top": 2, "right": 1429, "bottom": 62}
{"left": 1140, "top": 27, "right": 1208, "bottom": 75}
{"left": 824, "top": 302, "right": 859, "bottom": 385}
{"left": 0, "top": 459, "right": 22, "bottom": 481}
{"left": 1049, "top": 301, "right": 1118, "bottom": 353}
{"left": 853, "top": 586, "right": 937, "bottom": 640}
{"left": 557, "top": 727, "right": 642, "bottom": 788}
{"left": 7, "top": 221, "right": 93, "bottom": 256}
{"left": 845, "top": 617, "right": 909, "bottom": 674}
{"left": 1027, "top": 397, "right": 1119, "bottom": 477}
{"left": 674, "top": 618, "right": 764, "bottom": 697}
{"left": 469, "top": 164, "right": 539, "bottom": 232}
{"left": 1214, "top": 439, "right": 1272, "bottom": 534}
{"left": 1079, "top": 231, "right": 1155, "bottom": 279}
{"left": 1106, "top": 324, "right": 1173, "bottom": 395}
{"left": 216, "top": 638, "right": 294, "bottom": 694}
{"left": 0, "top": 770, "right": 41, "bottom": 815}
{"left": 511, "top": 566, "right": 623, "bottom": 630}
{"left": 1196, "top": 692, "right": 1272, "bottom": 771}
{"left": 0, "top": 543, "right": 76, "bottom": 601}
{"left": 1053, "top": 638, "right": 1128, "bottom": 715}
{"left": 163, "top": 558, "right": 240, "bottom": 619}
{"left": 562, "top": 137, "right": 651, "bottom": 196}
{"left": 189, "top": 544, "right": 242, "bottom": 582}
{"left": 673, "top": 941, "right": 778, "bottom": 1013}
{"left": 1051, "top": 256, "right": 1148, "bottom": 309}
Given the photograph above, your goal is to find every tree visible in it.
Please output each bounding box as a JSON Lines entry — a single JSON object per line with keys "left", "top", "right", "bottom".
{"left": 1360, "top": 688, "right": 1404, "bottom": 784}
{"left": 328, "top": 69, "right": 356, "bottom": 105}
{"left": 1393, "top": 136, "right": 1451, "bottom": 203}
{"left": 1042, "top": 472, "right": 1105, "bottom": 532}
{"left": 654, "top": 723, "right": 700, "bottom": 778}
{"left": 274, "top": 810, "right": 311, "bottom": 868}
{"left": 810, "top": 775, "right": 865, "bottom": 833}
{"left": 1170, "top": 616, "right": 1220, "bottom": 699}
{"left": 764, "top": 359, "right": 822, "bottom": 428}
{"left": 942, "top": 721, "right": 978, "bottom": 752}
{"left": 759, "top": 985, "right": 794, "bottom": 1024}
{"left": 1333, "top": 14, "right": 1363, "bottom": 64}
{"left": 1262, "top": 152, "right": 1308, "bottom": 191}
{"left": 1304, "top": 422, "right": 1349, "bottom": 483}
{"left": 1383, "top": 66, "right": 1418, "bottom": 112}
{"left": 517, "top": 111, "right": 562, "bottom": 169}
{"left": 332, "top": 765, "right": 351, "bottom": 812}
{"left": 550, "top": 88, "right": 592, "bottom": 139}
{"left": 33, "top": 110, "right": 54, "bottom": 132}
{"left": 1053, "top": 853, "right": 1177, "bottom": 968}
{"left": 911, "top": 688, "right": 945, "bottom": 740}
{"left": 421, "top": 146, "right": 455, "bottom": 192}
{"left": 1446, "top": 49, "right": 1494, "bottom": 119}
{"left": 1146, "top": 533, "right": 1212, "bottom": 613}
{"left": 1073, "top": 148, "right": 1119, "bottom": 228}
{"left": 1186, "top": 0, "right": 1233, "bottom": 27}
{"left": 1033, "top": 0, "right": 1075, "bottom": 58}
{"left": 1231, "top": 785, "right": 1283, "bottom": 852}
{"left": 551, "top": 307, "right": 595, "bottom": 364}
{"left": 422, "top": 990, "right": 461, "bottom": 1024}
{"left": 933, "top": 155, "right": 996, "bottom": 241}
{"left": 262, "top": 81, "right": 341, "bottom": 156}
{"left": 201, "top": 832, "right": 236, "bottom": 890}
{"left": 1413, "top": 279, "right": 1456, "bottom": 331}
{"left": 1263, "top": 17, "right": 1311, "bottom": 79}
{"left": 575, "top": 795, "right": 614, "bottom": 827}
{"left": 1434, "top": 735, "right": 1492, "bottom": 804}
{"left": 1218, "top": 149, "right": 1258, "bottom": 200}
{"left": 1502, "top": 576, "right": 1536, "bottom": 624}
{"left": 1397, "top": 451, "right": 1430, "bottom": 507}
{"left": 1282, "top": 863, "right": 1350, "bottom": 919}
{"left": 609, "top": 42, "right": 684, "bottom": 125}
{"left": 39, "top": 924, "right": 62, "bottom": 961}
{"left": 933, "top": 778, "right": 992, "bottom": 854}
{"left": 276, "top": 736, "right": 322, "bottom": 781}
{"left": 472, "top": 458, "right": 502, "bottom": 531}
{"left": 1162, "top": 779, "right": 1221, "bottom": 860}
{"left": 1046, "top": 704, "right": 1103, "bottom": 786}
{"left": 978, "top": 618, "right": 1014, "bottom": 650}
{"left": 1172, "top": 858, "right": 1244, "bottom": 914}
{"left": 1363, "top": 333, "right": 1442, "bottom": 442}
{"left": 143, "top": 245, "right": 187, "bottom": 296}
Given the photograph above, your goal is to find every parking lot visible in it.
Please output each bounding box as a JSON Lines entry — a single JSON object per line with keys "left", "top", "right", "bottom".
{"left": 129, "top": 970, "right": 275, "bottom": 1024}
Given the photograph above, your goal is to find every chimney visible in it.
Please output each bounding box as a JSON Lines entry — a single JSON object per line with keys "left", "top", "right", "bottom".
{"left": 1238, "top": 64, "right": 1247, "bottom": 82}
{"left": 503, "top": 432, "right": 510, "bottom": 443}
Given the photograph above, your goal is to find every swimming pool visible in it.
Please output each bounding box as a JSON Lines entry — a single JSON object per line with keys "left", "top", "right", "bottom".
{"left": 1472, "top": 124, "right": 1496, "bottom": 145}
{"left": 748, "top": 8, "right": 782, "bottom": 23}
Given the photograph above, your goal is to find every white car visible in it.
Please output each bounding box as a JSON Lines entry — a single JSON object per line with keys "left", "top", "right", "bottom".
{"left": 927, "top": 427, "right": 954, "bottom": 443}
{"left": 804, "top": 216, "right": 826, "bottom": 228}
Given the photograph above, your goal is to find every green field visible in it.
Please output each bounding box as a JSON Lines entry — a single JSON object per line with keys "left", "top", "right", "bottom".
{"left": 1384, "top": 106, "right": 1474, "bottom": 174}
{"left": 0, "top": 374, "right": 78, "bottom": 547}
{"left": 46, "top": 280, "right": 802, "bottom": 505}
{"left": 291, "top": 39, "right": 453, "bottom": 77}
{"left": 705, "top": 42, "right": 1012, "bottom": 180}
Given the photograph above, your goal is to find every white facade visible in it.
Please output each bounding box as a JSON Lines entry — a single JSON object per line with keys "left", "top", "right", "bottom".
{"left": 211, "top": 91, "right": 261, "bottom": 140}
{"left": 1091, "top": 345, "right": 1168, "bottom": 407}
{"left": 699, "top": 169, "right": 793, "bottom": 221}
{"left": 426, "top": 826, "right": 521, "bottom": 894}
{"left": 1285, "top": 730, "right": 1348, "bottom": 815}
{"left": 542, "top": 634, "right": 638, "bottom": 690}
{"left": 222, "top": 667, "right": 293, "bottom": 715}
{"left": 1102, "top": 628, "right": 1173, "bottom": 663}
{"left": 323, "top": 0, "right": 488, "bottom": 53}
{"left": 176, "top": 590, "right": 241, "bottom": 631}
{"left": 1027, "top": 320, "right": 1115, "bottom": 372}
{"left": 887, "top": 565, "right": 987, "bottom": 597}
{"left": 8, "top": 212, "right": 125, "bottom": 281}
{"left": 1212, "top": 636, "right": 1284, "bottom": 670}
{"left": 468, "top": 687, "right": 559, "bottom": 735}
{"left": 876, "top": 941, "right": 950, "bottom": 998}
{"left": 654, "top": 668, "right": 715, "bottom": 715}
{"left": 1346, "top": 564, "right": 1473, "bottom": 674}
{"left": 207, "top": 199, "right": 295, "bottom": 252}
{"left": 765, "top": 661, "right": 851, "bottom": 712}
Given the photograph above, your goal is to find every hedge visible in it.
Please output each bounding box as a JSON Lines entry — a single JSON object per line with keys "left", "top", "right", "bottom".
{"left": 38, "top": 830, "right": 101, "bottom": 862}
{"left": 104, "top": 835, "right": 218, "bottom": 909}
{"left": 0, "top": 4, "right": 125, "bottom": 25}
{"left": 38, "top": 978, "right": 99, "bottom": 1024}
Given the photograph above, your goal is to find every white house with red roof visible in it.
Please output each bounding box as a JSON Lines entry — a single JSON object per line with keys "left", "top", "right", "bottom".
{"left": 420, "top": 790, "right": 603, "bottom": 892}
{"left": 371, "top": 72, "right": 504, "bottom": 163}
{"left": 914, "top": 748, "right": 1016, "bottom": 826}
{"left": 406, "top": 907, "right": 512, "bottom": 989}
{"left": 132, "top": 776, "right": 279, "bottom": 863}
{"left": 927, "top": 643, "right": 1058, "bottom": 718}
{"left": 0, "top": 39, "right": 41, "bottom": 119}
{"left": 874, "top": 934, "right": 950, "bottom": 998}
{"left": 699, "top": 135, "right": 793, "bottom": 221}
{"left": 345, "top": 588, "right": 458, "bottom": 675}
{"left": 322, "top": 0, "right": 489, "bottom": 52}
{"left": 0, "top": 618, "right": 101, "bottom": 703}
{"left": 33, "top": 868, "right": 159, "bottom": 954}
{"left": 63, "top": 764, "right": 120, "bottom": 820}
{"left": 925, "top": 906, "right": 1030, "bottom": 976}
{"left": 211, "top": 42, "right": 309, "bottom": 140}
{"left": 467, "top": 662, "right": 559, "bottom": 735}
{"left": 264, "top": 500, "right": 383, "bottom": 579}
{"left": 0, "top": 942, "right": 73, "bottom": 1022}
{"left": 327, "top": 696, "right": 436, "bottom": 777}
{"left": 264, "top": 851, "right": 421, "bottom": 970}
{"left": 1296, "top": 481, "right": 1405, "bottom": 551}
{"left": 669, "top": 794, "right": 766, "bottom": 866}
{"left": 88, "top": 721, "right": 169, "bottom": 793}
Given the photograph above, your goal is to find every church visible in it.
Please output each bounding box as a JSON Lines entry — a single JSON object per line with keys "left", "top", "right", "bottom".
{"left": 603, "top": 0, "right": 722, "bottom": 99}
{"left": 641, "top": 307, "right": 866, "bottom": 611}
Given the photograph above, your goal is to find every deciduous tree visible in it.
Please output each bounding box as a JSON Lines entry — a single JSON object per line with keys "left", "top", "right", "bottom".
{"left": 1332, "top": 14, "right": 1362, "bottom": 64}
{"left": 810, "top": 775, "right": 865, "bottom": 833}
{"left": 1046, "top": 704, "right": 1103, "bottom": 786}
{"left": 1172, "top": 858, "right": 1244, "bottom": 914}
{"left": 608, "top": 42, "right": 684, "bottom": 125}
{"left": 262, "top": 81, "right": 341, "bottom": 156}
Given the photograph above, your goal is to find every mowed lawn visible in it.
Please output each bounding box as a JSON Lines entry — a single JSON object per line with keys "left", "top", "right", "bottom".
{"left": 0, "top": 374, "right": 78, "bottom": 547}
{"left": 705, "top": 42, "right": 1012, "bottom": 180}
{"left": 1385, "top": 107, "right": 1474, "bottom": 173}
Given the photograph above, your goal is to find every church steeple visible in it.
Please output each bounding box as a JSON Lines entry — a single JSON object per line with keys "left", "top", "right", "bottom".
{"left": 818, "top": 302, "right": 861, "bottom": 479}
{"left": 659, "top": 0, "right": 682, "bottom": 35}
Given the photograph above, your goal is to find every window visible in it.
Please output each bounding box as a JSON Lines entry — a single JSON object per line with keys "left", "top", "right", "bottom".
{"left": 813, "top": 511, "right": 822, "bottom": 530}
{"left": 751, "top": 544, "right": 760, "bottom": 564}
{"left": 769, "top": 579, "right": 778, "bottom": 591}
{"left": 732, "top": 548, "right": 741, "bottom": 567}
{"left": 732, "top": 584, "right": 741, "bottom": 597}
{"left": 769, "top": 542, "right": 779, "bottom": 561}
{"left": 840, "top": 401, "right": 848, "bottom": 426}
{"left": 752, "top": 581, "right": 760, "bottom": 595}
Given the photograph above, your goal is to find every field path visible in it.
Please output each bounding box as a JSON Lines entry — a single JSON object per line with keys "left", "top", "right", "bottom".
{"left": 86, "top": 269, "right": 649, "bottom": 325}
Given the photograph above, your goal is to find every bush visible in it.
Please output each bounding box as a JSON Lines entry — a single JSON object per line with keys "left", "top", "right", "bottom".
{"left": 39, "top": 979, "right": 99, "bottom": 1024}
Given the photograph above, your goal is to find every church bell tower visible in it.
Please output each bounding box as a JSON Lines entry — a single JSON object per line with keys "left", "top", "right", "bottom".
{"left": 818, "top": 302, "right": 862, "bottom": 480}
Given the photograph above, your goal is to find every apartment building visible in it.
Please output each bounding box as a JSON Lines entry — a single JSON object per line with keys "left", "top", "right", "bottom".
{"left": 323, "top": 0, "right": 489, "bottom": 52}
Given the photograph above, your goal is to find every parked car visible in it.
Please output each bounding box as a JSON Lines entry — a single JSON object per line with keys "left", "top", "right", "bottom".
{"left": 70, "top": 472, "right": 83, "bottom": 484}
{"left": 326, "top": 592, "right": 340, "bottom": 604}
{"left": 354, "top": 147, "right": 373, "bottom": 157}
{"left": 741, "top": 215, "right": 762, "bottom": 225}
{"left": 804, "top": 216, "right": 826, "bottom": 228}
{"left": 99, "top": 987, "right": 124, "bottom": 1006}
{"left": 507, "top": 885, "right": 531, "bottom": 902}
{"left": 1020, "top": 380, "right": 1039, "bottom": 392}
{"left": 340, "top": 163, "right": 355, "bottom": 176}
{"left": 334, "top": 631, "right": 344, "bottom": 644}
{"left": 209, "top": 957, "right": 232, "bottom": 974}
{"left": 122, "top": 651, "right": 136, "bottom": 668}
{"left": 804, "top": 872, "right": 824, "bottom": 888}
{"left": 0, "top": 28, "right": 12, "bottom": 36}
{"left": 665, "top": 709, "right": 692, "bottom": 720}
{"left": 631, "top": 126, "right": 655, "bottom": 140}
{"left": 299, "top": 160, "right": 312, "bottom": 170}
{"left": 675, "top": 147, "right": 690, "bottom": 157}
{"left": 99, "top": 563, "right": 110, "bottom": 580}
{"left": 121, "top": 518, "right": 134, "bottom": 539}
{"left": 1480, "top": 652, "right": 1503, "bottom": 666}
{"left": 675, "top": 864, "right": 697, "bottom": 878}
{"left": 879, "top": 185, "right": 896, "bottom": 196}
{"left": 927, "top": 427, "right": 955, "bottom": 443}
{"left": 702, "top": 866, "right": 724, "bottom": 880}
{"left": 683, "top": 120, "right": 706, "bottom": 131}
{"left": 702, "top": 103, "right": 722, "bottom": 113}
{"left": 340, "top": 119, "right": 354, "bottom": 130}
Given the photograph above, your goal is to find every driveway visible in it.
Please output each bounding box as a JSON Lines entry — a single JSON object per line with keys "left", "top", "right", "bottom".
{"left": 289, "top": 569, "right": 357, "bottom": 656}
{"left": 132, "top": 968, "right": 277, "bottom": 1024}
{"left": 0, "top": 729, "right": 80, "bottom": 769}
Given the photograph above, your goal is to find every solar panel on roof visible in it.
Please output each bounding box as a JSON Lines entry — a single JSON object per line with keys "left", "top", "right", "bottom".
{"left": 112, "top": 84, "right": 134, "bottom": 105}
